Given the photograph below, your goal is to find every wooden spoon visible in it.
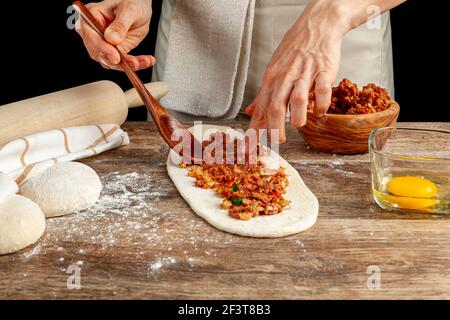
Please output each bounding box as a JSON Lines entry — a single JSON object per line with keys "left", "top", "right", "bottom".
{"left": 73, "top": 1, "right": 202, "bottom": 162}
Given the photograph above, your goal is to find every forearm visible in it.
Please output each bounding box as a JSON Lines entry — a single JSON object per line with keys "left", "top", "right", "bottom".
{"left": 332, "top": 0, "right": 406, "bottom": 32}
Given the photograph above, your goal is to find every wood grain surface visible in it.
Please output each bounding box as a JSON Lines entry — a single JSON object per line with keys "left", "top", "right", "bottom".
{"left": 0, "top": 119, "right": 449, "bottom": 300}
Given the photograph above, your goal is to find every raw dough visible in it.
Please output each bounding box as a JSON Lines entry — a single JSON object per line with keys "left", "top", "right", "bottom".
{"left": 19, "top": 162, "right": 102, "bottom": 218}
{"left": 167, "top": 125, "right": 319, "bottom": 237}
{"left": 0, "top": 195, "right": 46, "bottom": 255}
{"left": 0, "top": 173, "right": 19, "bottom": 203}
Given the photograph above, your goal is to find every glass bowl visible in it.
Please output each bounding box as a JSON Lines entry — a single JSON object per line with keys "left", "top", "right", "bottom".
{"left": 369, "top": 127, "right": 450, "bottom": 214}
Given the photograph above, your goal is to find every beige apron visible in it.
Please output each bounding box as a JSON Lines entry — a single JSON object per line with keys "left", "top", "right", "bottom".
{"left": 152, "top": 0, "right": 394, "bottom": 119}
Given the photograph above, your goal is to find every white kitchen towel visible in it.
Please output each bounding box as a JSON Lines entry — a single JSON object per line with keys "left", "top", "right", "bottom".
{"left": 0, "top": 124, "right": 129, "bottom": 186}
{"left": 154, "top": 0, "right": 256, "bottom": 119}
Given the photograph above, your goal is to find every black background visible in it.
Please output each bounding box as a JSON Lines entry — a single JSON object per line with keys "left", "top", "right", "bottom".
{"left": 0, "top": 0, "right": 448, "bottom": 122}
{"left": 0, "top": 300, "right": 442, "bottom": 317}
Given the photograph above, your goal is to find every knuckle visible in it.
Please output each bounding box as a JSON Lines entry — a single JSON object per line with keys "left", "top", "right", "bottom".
{"left": 123, "top": 0, "right": 140, "bottom": 15}
{"left": 263, "top": 69, "right": 275, "bottom": 83}
{"left": 315, "top": 84, "right": 331, "bottom": 96}
{"left": 291, "top": 93, "right": 306, "bottom": 106}
{"left": 252, "top": 106, "right": 265, "bottom": 120}
{"left": 141, "top": 24, "right": 150, "bottom": 36}
{"left": 285, "top": 65, "right": 299, "bottom": 77}
{"left": 110, "top": 20, "right": 126, "bottom": 33}
{"left": 278, "top": 66, "right": 300, "bottom": 84}
{"left": 88, "top": 50, "right": 98, "bottom": 61}
{"left": 268, "top": 104, "right": 284, "bottom": 116}
{"left": 293, "top": 48, "right": 306, "bottom": 59}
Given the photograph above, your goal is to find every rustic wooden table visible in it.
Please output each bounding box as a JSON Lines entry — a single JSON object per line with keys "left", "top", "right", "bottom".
{"left": 1, "top": 120, "right": 449, "bottom": 299}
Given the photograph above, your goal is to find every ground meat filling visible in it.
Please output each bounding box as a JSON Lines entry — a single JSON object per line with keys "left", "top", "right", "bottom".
{"left": 181, "top": 133, "right": 290, "bottom": 220}
{"left": 308, "top": 78, "right": 392, "bottom": 115}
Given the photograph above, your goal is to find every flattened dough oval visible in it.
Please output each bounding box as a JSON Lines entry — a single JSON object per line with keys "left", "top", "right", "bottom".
{"left": 167, "top": 125, "right": 319, "bottom": 238}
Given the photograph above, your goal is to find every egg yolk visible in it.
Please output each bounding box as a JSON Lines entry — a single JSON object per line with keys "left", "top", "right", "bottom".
{"left": 385, "top": 176, "right": 438, "bottom": 210}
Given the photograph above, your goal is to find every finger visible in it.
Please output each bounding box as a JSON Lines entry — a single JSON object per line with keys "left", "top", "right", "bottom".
{"left": 86, "top": 3, "right": 112, "bottom": 29}
{"left": 267, "top": 101, "right": 287, "bottom": 143}
{"left": 289, "top": 78, "right": 310, "bottom": 128}
{"left": 136, "top": 55, "right": 156, "bottom": 65}
{"left": 86, "top": 45, "right": 108, "bottom": 67}
{"left": 247, "top": 105, "right": 266, "bottom": 156}
{"left": 81, "top": 23, "right": 121, "bottom": 65}
{"left": 99, "top": 53, "right": 122, "bottom": 70}
{"left": 248, "top": 106, "right": 266, "bottom": 133}
{"left": 266, "top": 78, "right": 294, "bottom": 143}
{"left": 248, "top": 97, "right": 267, "bottom": 140}
{"left": 106, "top": 54, "right": 155, "bottom": 72}
{"left": 75, "top": 4, "right": 121, "bottom": 65}
{"left": 122, "top": 54, "right": 140, "bottom": 69}
{"left": 123, "top": 54, "right": 153, "bottom": 70}
{"left": 134, "top": 55, "right": 156, "bottom": 70}
{"left": 314, "top": 71, "right": 334, "bottom": 116}
{"left": 105, "top": 1, "right": 140, "bottom": 45}
{"left": 99, "top": 59, "right": 113, "bottom": 70}
{"left": 245, "top": 100, "right": 256, "bottom": 116}
{"left": 75, "top": 4, "right": 110, "bottom": 35}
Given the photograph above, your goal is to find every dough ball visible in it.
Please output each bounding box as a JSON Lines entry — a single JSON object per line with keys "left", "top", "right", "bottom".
{"left": 0, "top": 195, "right": 46, "bottom": 255}
{"left": 19, "top": 162, "right": 102, "bottom": 217}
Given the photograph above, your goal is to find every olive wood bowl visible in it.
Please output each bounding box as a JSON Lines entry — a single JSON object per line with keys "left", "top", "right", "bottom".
{"left": 298, "top": 102, "right": 400, "bottom": 154}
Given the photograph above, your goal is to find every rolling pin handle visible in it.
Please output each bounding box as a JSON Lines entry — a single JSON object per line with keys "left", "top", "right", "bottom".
{"left": 125, "top": 82, "right": 169, "bottom": 109}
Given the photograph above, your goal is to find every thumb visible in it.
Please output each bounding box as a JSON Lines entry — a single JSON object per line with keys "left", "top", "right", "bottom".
{"left": 104, "top": 2, "right": 137, "bottom": 45}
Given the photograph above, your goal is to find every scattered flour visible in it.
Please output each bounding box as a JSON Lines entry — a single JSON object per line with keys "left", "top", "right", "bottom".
{"left": 11, "top": 170, "right": 234, "bottom": 275}
{"left": 21, "top": 244, "right": 42, "bottom": 260}
{"left": 329, "top": 160, "right": 344, "bottom": 167}
{"left": 343, "top": 226, "right": 353, "bottom": 236}
{"left": 148, "top": 257, "right": 176, "bottom": 275}
{"left": 186, "top": 257, "right": 195, "bottom": 266}
{"left": 295, "top": 240, "right": 305, "bottom": 248}
{"left": 334, "top": 168, "right": 355, "bottom": 177}
{"left": 294, "top": 240, "right": 307, "bottom": 253}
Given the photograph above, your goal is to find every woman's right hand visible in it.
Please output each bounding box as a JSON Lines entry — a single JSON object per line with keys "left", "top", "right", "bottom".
{"left": 76, "top": 0, "right": 155, "bottom": 71}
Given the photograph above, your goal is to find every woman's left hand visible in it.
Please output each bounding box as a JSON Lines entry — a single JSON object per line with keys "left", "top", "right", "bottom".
{"left": 246, "top": 0, "right": 348, "bottom": 143}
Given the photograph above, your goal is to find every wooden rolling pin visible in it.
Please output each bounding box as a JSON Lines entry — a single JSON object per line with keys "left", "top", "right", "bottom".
{"left": 0, "top": 80, "right": 168, "bottom": 147}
